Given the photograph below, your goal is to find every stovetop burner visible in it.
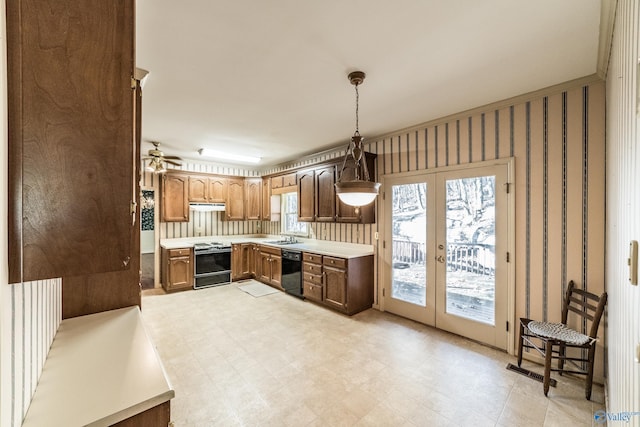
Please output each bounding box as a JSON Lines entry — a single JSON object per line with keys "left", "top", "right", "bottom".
{"left": 193, "top": 242, "right": 231, "bottom": 251}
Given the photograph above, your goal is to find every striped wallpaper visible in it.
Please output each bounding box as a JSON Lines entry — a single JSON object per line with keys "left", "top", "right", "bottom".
{"left": 1, "top": 278, "right": 62, "bottom": 427}
{"left": 605, "top": 0, "right": 640, "bottom": 418}
{"left": 147, "top": 78, "right": 606, "bottom": 378}
{"left": 362, "top": 80, "right": 606, "bottom": 377}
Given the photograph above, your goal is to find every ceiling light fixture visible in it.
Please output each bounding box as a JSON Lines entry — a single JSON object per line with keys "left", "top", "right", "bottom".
{"left": 145, "top": 158, "right": 167, "bottom": 174}
{"left": 198, "top": 148, "right": 261, "bottom": 164}
{"left": 335, "top": 71, "right": 381, "bottom": 207}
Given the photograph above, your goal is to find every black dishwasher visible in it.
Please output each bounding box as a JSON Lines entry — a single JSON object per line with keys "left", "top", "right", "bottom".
{"left": 281, "top": 250, "right": 303, "bottom": 298}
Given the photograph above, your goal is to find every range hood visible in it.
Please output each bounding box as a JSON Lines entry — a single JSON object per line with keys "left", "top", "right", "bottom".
{"left": 189, "top": 202, "right": 226, "bottom": 212}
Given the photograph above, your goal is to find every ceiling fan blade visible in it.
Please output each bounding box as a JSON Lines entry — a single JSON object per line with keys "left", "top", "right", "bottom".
{"left": 163, "top": 155, "right": 183, "bottom": 160}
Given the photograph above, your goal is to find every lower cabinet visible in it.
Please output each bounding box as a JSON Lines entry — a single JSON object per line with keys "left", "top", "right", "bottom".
{"left": 258, "top": 245, "right": 282, "bottom": 288}
{"left": 303, "top": 252, "right": 374, "bottom": 315}
{"left": 161, "top": 247, "right": 193, "bottom": 292}
{"left": 232, "top": 243, "right": 253, "bottom": 280}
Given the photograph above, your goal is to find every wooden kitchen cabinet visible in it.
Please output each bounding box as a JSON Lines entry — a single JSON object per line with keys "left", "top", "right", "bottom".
{"left": 7, "top": 0, "right": 137, "bottom": 282}
{"left": 225, "top": 177, "right": 245, "bottom": 220}
{"left": 188, "top": 176, "right": 208, "bottom": 202}
{"left": 315, "top": 165, "right": 336, "bottom": 222}
{"left": 302, "top": 252, "right": 373, "bottom": 315}
{"left": 189, "top": 175, "right": 227, "bottom": 203}
{"left": 261, "top": 178, "right": 271, "bottom": 221}
{"left": 250, "top": 244, "right": 260, "bottom": 277}
{"left": 162, "top": 173, "right": 189, "bottom": 222}
{"left": 208, "top": 176, "right": 227, "bottom": 202}
{"left": 323, "top": 256, "right": 348, "bottom": 311}
{"left": 302, "top": 253, "right": 323, "bottom": 303}
{"left": 297, "top": 169, "right": 315, "bottom": 222}
{"left": 257, "top": 245, "right": 282, "bottom": 288}
{"left": 245, "top": 178, "right": 262, "bottom": 220}
{"left": 161, "top": 247, "right": 193, "bottom": 292}
{"left": 232, "top": 243, "right": 253, "bottom": 281}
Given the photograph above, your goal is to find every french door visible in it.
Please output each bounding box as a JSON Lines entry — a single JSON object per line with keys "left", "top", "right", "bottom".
{"left": 382, "top": 162, "right": 511, "bottom": 350}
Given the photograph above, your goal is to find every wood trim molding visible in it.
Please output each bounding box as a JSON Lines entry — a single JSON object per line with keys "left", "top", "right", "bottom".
{"left": 596, "top": 0, "right": 618, "bottom": 79}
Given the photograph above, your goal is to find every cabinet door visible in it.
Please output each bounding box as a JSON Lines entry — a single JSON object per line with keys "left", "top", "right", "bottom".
{"left": 208, "top": 176, "right": 227, "bottom": 202}
{"left": 261, "top": 178, "right": 271, "bottom": 221}
{"left": 245, "top": 178, "right": 262, "bottom": 220}
{"left": 231, "top": 244, "right": 242, "bottom": 280}
{"left": 297, "top": 170, "right": 315, "bottom": 222}
{"left": 168, "top": 256, "right": 192, "bottom": 290}
{"left": 258, "top": 251, "right": 272, "bottom": 283}
{"left": 162, "top": 173, "right": 189, "bottom": 222}
{"left": 7, "top": 0, "right": 135, "bottom": 281}
{"left": 240, "top": 244, "right": 252, "bottom": 277}
{"left": 225, "top": 178, "right": 245, "bottom": 220}
{"left": 188, "top": 176, "right": 208, "bottom": 202}
{"left": 251, "top": 245, "right": 259, "bottom": 277}
{"left": 324, "top": 266, "right": 348, "bottom": 311}
{"left": 315, "top": 166, "right": 336, "bottom": 222}
{"left": 270, "top": 254, "right": 282, "bottom": 288}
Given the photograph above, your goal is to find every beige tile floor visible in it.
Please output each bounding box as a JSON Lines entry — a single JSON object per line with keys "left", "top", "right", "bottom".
{"left": 141, "top": 281, "right": 605, "bottom": 427}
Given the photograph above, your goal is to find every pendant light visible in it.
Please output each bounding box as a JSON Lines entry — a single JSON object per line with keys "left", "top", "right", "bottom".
{"left": 335, "top": 71, "right": 381, "bottom": 207}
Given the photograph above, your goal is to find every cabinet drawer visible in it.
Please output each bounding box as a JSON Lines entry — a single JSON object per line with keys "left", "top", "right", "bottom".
{"left": 168, "top": 248, "right": 191, "bottom": 257}
{"left": 323, "top": 256, "right": 346, "bottom": 269}
{"left": 303, "top": 262, "right": 322, "bottom": 275}
{"left": 303, "top": 272, "right": 322, "bottom": 285}
{"left": 304, "top": 282, "right": 322, "bottom": 302}
{"left": 303, "top": 253, "right": 322, "bottom": 264}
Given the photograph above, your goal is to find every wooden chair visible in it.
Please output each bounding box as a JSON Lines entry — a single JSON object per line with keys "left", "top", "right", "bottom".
{"left": 517, "top": 280, "right": 607, "bottom": 399}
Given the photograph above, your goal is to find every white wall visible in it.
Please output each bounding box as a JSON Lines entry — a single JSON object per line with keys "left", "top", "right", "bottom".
{"left": 606, "top": 0, "right": 640, "bottom": 422}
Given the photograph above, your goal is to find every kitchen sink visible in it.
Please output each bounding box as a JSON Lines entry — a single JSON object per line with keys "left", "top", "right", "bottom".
{"left": 265, "top": 240, "right": 298, "bottom": 245}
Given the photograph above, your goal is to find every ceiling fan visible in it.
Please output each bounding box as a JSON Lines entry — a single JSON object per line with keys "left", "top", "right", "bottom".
{"left": 143, "top": 141, "right": 182, "bottom": 173}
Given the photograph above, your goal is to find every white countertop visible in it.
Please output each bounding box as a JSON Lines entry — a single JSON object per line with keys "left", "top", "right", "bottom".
{"left": 22, "top": 307, "right": 174, "bottom": 427}
{"left": 160, "top": 235, "right": 375, "bottom": 258}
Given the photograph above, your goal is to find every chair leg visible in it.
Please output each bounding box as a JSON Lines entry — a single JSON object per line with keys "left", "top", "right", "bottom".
{"left": 544, "top": 343, "right": 553, "bottom": 396}
{"left": 558, "top": 343, "right": 566, "bottom": 375}
{"left": 585, "top": 346, "right": 596, "bottom": 400}
{"left": 517, "top": 322, "right": 525, "bottom": 367}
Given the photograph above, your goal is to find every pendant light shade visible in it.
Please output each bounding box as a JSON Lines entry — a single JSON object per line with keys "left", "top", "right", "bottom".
{"left": 335, "top": 71, "right": 381, "bottom": 207}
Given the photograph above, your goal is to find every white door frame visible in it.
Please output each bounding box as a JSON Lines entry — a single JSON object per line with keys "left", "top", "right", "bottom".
{"left": 378, "top": 157, "right": 516, "bottom": 354}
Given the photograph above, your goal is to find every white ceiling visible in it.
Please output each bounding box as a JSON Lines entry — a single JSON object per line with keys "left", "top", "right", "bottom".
{"left": 136, "top": 0, "right": 603, "bottom": 168}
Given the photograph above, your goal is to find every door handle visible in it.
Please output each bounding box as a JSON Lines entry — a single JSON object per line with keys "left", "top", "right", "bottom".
{"left": 436, "top": 255, "right": 445, "bottom": 263}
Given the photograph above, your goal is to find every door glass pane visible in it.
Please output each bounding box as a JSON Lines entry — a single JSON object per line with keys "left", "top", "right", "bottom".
{"left": 391, "top": 183, "right": 427, "bottom": 306}
{"left": 444, "top": 176, "right": 496, "bottom": 324}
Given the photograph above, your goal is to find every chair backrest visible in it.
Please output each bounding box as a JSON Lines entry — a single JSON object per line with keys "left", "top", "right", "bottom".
{"left": 561, "top": 280, "right": 607, "bottom": 339}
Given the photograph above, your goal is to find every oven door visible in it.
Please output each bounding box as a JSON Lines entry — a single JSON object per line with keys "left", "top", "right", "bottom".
{"left": 195, "top": 250, "right": 231, "bottom": 275}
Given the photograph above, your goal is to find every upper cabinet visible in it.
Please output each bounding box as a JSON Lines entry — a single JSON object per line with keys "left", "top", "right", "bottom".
{"left": 208, "top": 176, "right": 227, "bottom": 202}
{"left": 7, "top": 0, "right": 136, "bottom": 282}
{"left": 162, "top": 173, "right": 190, "bottom": 222}
{"left": 297, "top": 170, "right": 316, "bottom": 222}
{"left": 261, "top": 178, "right": 271, "bottom": 221}
{"left": 225, "top": 177, "right": 245, "bottom": 220}
{"left": 245, "top": 178, "right": 262, "bottom": 220}
{"left": 315, "top": 165, "right": 336, "bottom": 222}
{"left": 188, "top": 175, "right": 227, "bottom": 203}
{"left": 292, "top": 153, "right": 377, "bottom": 225}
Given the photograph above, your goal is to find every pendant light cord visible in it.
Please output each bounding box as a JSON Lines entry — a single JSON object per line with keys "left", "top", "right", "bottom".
{"left": 354, "top": 83, "right": 360, "bottom": 135}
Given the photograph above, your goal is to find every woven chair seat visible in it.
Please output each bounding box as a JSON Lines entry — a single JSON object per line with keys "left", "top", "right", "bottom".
{"left": 527, "top": 321, "right": 592, "bottom": 345}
